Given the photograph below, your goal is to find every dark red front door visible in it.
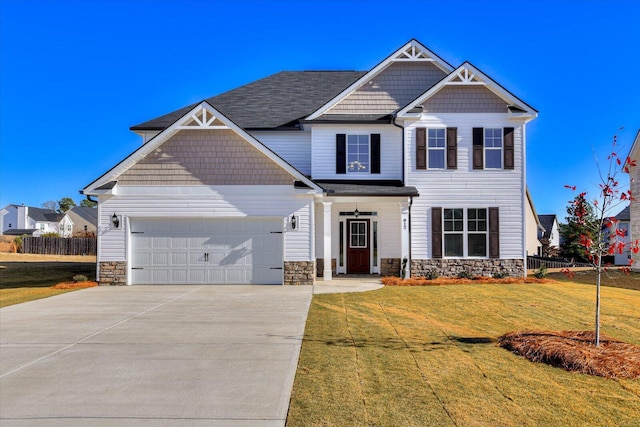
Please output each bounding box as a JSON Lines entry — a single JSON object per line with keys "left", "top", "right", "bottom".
{"left": 347, "top": 219, "right": 370, "bottom": 273}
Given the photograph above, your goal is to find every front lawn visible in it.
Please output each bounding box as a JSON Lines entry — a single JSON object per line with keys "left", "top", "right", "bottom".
{"left": 0, "top": 262, "right": 96, "bottom": 307}
{"left": 287, "top": 283, "right": 640, "bottom": 426}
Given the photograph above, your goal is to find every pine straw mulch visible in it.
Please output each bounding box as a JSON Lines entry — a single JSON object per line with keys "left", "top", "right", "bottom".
{"left": 51, "top": 281, "right": 98, "bottom": 289}
{"left": 381, "top": 276, "right": 556, "bottom": 286}
{"left": 498, "top": 331, "right": 640, "bottom": 379}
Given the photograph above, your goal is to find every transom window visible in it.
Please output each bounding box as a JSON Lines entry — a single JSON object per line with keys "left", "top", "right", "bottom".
{"left": 347, "top": 135, "right": 369, "bottom": 173}
{"left": 428, "top": 128, "right": 445, "bottom": 169}
{"left": 443, "top": 208, "right": 488, "bottom": 257}
{"left": 484, "top": 128, "right": 503, "bottom": 169}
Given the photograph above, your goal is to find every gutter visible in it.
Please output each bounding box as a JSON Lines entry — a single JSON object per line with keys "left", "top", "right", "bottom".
{"left": 391, "top": 113, "right": 413, "bottom": 277}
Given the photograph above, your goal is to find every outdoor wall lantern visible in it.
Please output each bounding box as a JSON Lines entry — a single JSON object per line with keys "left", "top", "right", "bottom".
{"left": 354, "top": 206, "right": 360, "bottom": 218}
{"left": 291, "top": 214, "right": 297, "bottom": 230}
{"left": 111, "top": 213, "right": 120, "bottom": 229}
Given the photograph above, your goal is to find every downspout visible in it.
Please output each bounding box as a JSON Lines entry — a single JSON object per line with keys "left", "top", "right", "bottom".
{"left": 392, "top": 114, "right": 412, "bottom": 276}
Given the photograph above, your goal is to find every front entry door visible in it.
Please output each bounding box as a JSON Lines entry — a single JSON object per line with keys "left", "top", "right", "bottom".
{"left": 347, "top": 219, "right": 370, "bottom": 273}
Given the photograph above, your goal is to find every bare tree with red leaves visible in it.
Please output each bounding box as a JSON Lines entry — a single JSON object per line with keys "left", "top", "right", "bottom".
{"left": 562, "top": 131, "right": 638, "bottom": 346}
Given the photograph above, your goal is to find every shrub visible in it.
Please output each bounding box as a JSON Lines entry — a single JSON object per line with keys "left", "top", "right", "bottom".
{"left": 12, "top": 236, "right": 23, "bottom": 253}
{"left": 457, "top": 270, "right": 474, "bottom": 280}
{"left": 425, "top": 269, "right": 439, "bottom": 280}
{"left": 41, "top": 232, "right": 60, "bottom": 237}
{"left": 533, "top": 264, "right": 548, "bottom": 279}
{"left": 493, "top": 271, "right": 509, "bottom": 279}
{"left": 72, "top": 274, "right": 88, "bottom": 283}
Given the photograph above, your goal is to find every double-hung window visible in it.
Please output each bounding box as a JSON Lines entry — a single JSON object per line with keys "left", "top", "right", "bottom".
{"left": 347, "top": 135, "right": 369, "bottom": 173}
{"left": 467, "top": 208, "right": 488, "bottom": 257}
{"left": 484, "top": 128, "right": 503, "bottom": 169}
{"left": 443, "top": 208, "right": 488, "bottom": 257}
{"left": 428, "top": 129, "right": 446, "bottom": 169}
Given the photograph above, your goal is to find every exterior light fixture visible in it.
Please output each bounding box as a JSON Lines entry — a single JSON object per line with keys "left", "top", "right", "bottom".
{"left": 354, "top": 206, "right": 360, "bottom": 218}
{"left": 291, "top": 214, "right": 297, "bottom": 230}
{"left": 111, "top": 213, "right": 120, "bottom": 229}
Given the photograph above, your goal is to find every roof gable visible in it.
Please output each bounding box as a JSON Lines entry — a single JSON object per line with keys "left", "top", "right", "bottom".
{"left": 83, "top": 102, "right": 321, "bottom": 194}
{"left": 397, "top": 62, "right": 537, "bottom": 119}
{"left": 306, "top": 39, "right": 454, "bottom": 120}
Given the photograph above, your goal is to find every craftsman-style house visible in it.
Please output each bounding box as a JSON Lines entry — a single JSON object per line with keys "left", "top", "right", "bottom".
{"left": 82, "top": 39, "right": 537, "bottom": 285}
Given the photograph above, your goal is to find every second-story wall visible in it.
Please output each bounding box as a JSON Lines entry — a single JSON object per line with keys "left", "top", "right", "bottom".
{"left": 250, "top": 131, "right": 312, "bottom": 176}
{"left": 311, "top": 124, "right": 402, "bottom": 180}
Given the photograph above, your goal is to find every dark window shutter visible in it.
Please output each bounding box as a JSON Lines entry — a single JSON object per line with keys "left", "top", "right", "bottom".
{"left": 336, "top": 134, "right": 346, "bottom": 174}
{"left": 473, "top": 128, "right": 484, "bottom": 170}
{"left": 416, "top": 128, "right": 426, "bottom": 170}
{"left": 432, "top": 207, "right": 443, "bottom": 259}
{"left": 371, "top": 134, "right": 381, "bottom": 174}
{"left": 446, "top": 127, "right": 457, "bottom": 170}
{"left": 489, "top": 207, "right": 500, "bottom": 258}
{"left": 504, "top": 127, "right": 514, "bottom": 170}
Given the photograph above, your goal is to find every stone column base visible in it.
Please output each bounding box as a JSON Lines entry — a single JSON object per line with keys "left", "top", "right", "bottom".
{"left": 316, "top": 258, "right": 336, "bottom": 277}
{"left": 99, "top": 261, "right": 127, "bottom": 285}
{"left": 380, "top": 258, "right": 401, "bottom": 277}
{"left": 284, "top": 261, "right": 315, "bottom": 286}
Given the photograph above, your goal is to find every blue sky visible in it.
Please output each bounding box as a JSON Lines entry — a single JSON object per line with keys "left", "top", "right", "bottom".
{"left": 1, "top": 0, "right": 639, "bottom": 221}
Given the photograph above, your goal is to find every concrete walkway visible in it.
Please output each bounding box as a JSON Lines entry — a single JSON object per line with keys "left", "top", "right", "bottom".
{"left": 0, "top": 285, "right": 312, "bottom": 426}
{"left": 313, "top": 276, "right": 384, "bottom": 294}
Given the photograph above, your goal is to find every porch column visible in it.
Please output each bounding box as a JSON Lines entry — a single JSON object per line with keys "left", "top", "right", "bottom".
{"left": 400, "top": 201, "right": 410, "bottom": 279}
{"left": 322, "top": 201, "right": 332, "bottom": 281}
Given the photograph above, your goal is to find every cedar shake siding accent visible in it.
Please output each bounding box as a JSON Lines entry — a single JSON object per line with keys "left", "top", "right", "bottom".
{"left": 421, "top": 86, "right": 508, "bottom": 113}
{"left": 326, "top": 62, "right": 447, "bottom": 115}
{"left": 118, "top": 130, "right": 295, "bottom": 186}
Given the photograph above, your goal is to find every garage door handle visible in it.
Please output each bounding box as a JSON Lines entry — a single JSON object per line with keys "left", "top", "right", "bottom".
{"left": 270, "top": 267, "right": 283, "bottom": 270}
{"left": 132, "top": 267, "right": 143, "bottom": 270}
{"left": 204, "top": 253, "right": 209, "bottom": 262}
{"left": 270, "top": 231, "right": 283, "bottom": 234}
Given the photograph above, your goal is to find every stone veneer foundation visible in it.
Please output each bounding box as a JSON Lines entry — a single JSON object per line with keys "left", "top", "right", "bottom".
{"left": 411, "top": 259, "right": 525, "bottom": 278}
{"left": 284, "top": 261, "right": 315, "bottom": 286}
{"left": 380, "top": 258, "right": 402, "bottom": 277}
{"left": 315, "top": 259, "right": 337, "bottom": 277}
{"left": 99, "top": 261, "right": 128, "bottom": 285}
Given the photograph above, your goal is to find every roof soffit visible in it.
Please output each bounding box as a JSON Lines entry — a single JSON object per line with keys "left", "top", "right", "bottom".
{"left": 397, "top": 62, "right": 538, "bottom": 119}
{"left": 306, "top": 39, "right": 454, "bottom": 120}
{"left": 83, "top": 102, "right": 321, "bottom": 194}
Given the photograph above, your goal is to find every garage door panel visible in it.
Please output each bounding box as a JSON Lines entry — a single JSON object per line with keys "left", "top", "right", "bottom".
{"left": 131, "top": 218, "right": 283, "bottom": 285}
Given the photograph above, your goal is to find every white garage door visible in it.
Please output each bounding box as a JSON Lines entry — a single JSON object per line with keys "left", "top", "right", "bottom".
{"left": 130, "top": 218, "right": 283, "bottom": 285}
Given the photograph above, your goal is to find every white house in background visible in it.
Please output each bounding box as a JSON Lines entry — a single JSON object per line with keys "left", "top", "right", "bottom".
{"left": 0, "top": 204, "right": 74, "bottom": 237}
{"left": 628, "top": 129, "right": 640, "bottom": 270}
{"left": 611, "top": 206, "right": 631, "bottom": 266}
{"left": 82, "top": 39, "right": 537, "bottom": 286}
{"left": 538, "top": 214, "right": 560, "bottom": 256}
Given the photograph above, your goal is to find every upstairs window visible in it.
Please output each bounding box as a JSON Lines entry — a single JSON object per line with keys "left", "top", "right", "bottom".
{"left": 484, "top": 128, "right": 503, "bottom": 169}
{"left": 347, "top": 135, "right": 370, "bottom": 173}
{"left": 428, "top": 129, "right": 446, "bottom": 169}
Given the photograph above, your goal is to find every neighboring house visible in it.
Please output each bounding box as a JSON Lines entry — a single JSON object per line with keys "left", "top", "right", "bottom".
{"left": 0, "top": 204, "right": 74, "bottom": 237}
{"left": 538, "top": 214, "right": 560, "bottom": 256}
{"left": 67, "top": 206, "right": 98, "bottom": 235}
{"left": 82, "top": 39, "right": 538, "bottom": 286}
{"left": 611, "top": 206, "right": 631, "bottom": 266}
{"left": 525, "top": 189, "right": 544, "bottom": 257}
{"left": 628, "top": 129, "right": 640, "bottom": 270}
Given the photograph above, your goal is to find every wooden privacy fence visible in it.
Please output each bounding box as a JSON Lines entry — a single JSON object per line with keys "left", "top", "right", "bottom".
{"left": 22, "top": 237, "right": 97, "bottom": 256}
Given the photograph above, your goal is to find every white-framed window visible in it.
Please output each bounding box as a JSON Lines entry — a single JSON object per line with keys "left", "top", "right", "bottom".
{"left": 467, "top": 208, "right": 488, "bottom": 257}
{"left": 428, "top": 128, "right": 445, "bottom": 169}
{"left": 484, "top": 128, "right": 502, "bottom": 169}
{"left": 443, "top": 208, "right": 488, "bottom": 257}
{"left": 39, "top": 223, "right": 45, "bottom": 231}
{"left": 350, "top": 221, "right": 367, "bottom": 248}
{"left": 347, "top": 134, "right": 369, "bottom": 173}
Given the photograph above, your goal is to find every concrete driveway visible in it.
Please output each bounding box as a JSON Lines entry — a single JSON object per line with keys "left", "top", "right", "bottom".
{"left": 0, "top": 285, "right": 312, "bottom": 426}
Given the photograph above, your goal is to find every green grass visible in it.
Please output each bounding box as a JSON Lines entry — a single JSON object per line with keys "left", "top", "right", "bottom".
{"left": 0, "top": 262, "right": 96, "bottom": 307}
{"left": 547, "top": 269, "right": 640, "bottom": 291}
{"left": 287, "top": 283, "right": 640, "bottom": 426}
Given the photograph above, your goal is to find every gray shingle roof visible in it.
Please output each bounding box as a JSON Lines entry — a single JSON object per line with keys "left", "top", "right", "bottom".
{"left": 131, "top": 71, "right": 367, "bottom": 131}
{"left": 69, "top": 206, "right": 98, "bottom": 224}
{"left": 538, "top": 214, "right": 557, "bottom": 238}
{"left": 615, "top": 206, "right": 630, "bottom": 221}
{"left": 315, "top": 180, "right": 419, "bottom": 197}
{"left": 24, "top": 206, "right": 58, "bottom": 222}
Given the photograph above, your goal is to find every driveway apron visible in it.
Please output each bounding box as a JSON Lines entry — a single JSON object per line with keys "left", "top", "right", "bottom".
{"left": 0, "top": 285, "right": 312, "bottom": 426}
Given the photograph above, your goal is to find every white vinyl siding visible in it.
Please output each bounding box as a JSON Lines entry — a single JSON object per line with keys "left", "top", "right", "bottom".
{"left": 250, "top": 131, "right": 311, "bottom": 175}
{"left": 97, "top": 186, "right": 314, "bottom": 271}
{"left": 406, "top": 113, "right": 525, "bottom": 260}
{"left": 311, "top": 125, "right": 402, "bottom": 180}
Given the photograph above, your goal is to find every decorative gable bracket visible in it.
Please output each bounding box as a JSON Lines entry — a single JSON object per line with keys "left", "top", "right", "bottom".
{"left": 177, "top": 106, "right": 229, "bottom": 130}
{"left": 447, "top": 68, "right": 485, "bottom": 85}
{"left": 393, "top": 44, "right": 437, "bottom": 62}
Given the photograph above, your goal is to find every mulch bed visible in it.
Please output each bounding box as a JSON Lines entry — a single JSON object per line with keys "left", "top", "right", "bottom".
{"left": 51, "top": 281, "right": 98, "bottom": 289}
{"left": 381, "top": 276, "right": 554, "bottom": 286}
{"left": 498, "top": 330, "right": 640, "bottom": 379}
